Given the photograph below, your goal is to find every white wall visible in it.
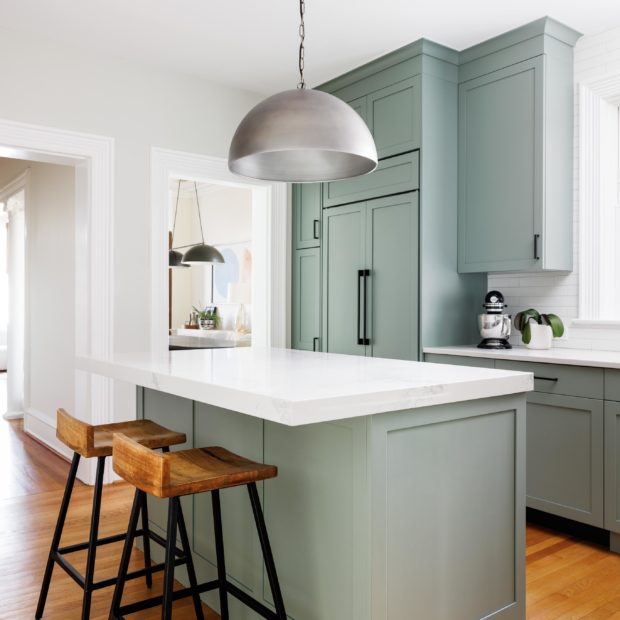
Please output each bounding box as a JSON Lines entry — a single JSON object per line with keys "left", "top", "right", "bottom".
{"left": 170, "top": 183, "right": 252, "bottom": 331}
{"left": 0, "top": 158, "right": 75, "bottom": 424}
{"left": 0, "top": 26, "right": 262, "bottom": 438}
{"left": 488, "top": 27, "right": 620, "bottom": 349}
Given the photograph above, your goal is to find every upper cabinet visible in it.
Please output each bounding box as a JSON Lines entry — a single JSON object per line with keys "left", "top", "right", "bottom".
{"left": 457, "top": 18, "right": 581, "bottom": 273}
{"left": 292, "top": 183, "right": 321, "bottom": 249}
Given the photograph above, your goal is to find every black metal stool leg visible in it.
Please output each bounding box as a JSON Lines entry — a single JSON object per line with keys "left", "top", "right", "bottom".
{"left": 176, "top": 497, "right": 204, "bottom": 619}
{"left": 162, "top": 497, "right": 180, "bottom": 619}
{"left": 140, "top": 492, "right": 153, "bottom": 588}
{"left": 211, "top": 490, "right": 229, "bottom": 620}
{"left": 35, "top": 452, "right": 81, "bottom": 619}
{"left": 82, "top": 456, "right": 106, "bottom": 620}
{"left": 109, "top": 488, "right": 143, "bottom": 619}
{"left": 247, "top": 483, "right": 287, "bottom": 620}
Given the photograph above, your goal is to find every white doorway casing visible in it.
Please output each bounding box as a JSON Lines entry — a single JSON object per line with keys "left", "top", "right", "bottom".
{"left": 150, "top": 148, "right": 289, "bottom": 353}
{"left": 0, "top": 173, "right": 27, "bottom": 418}
{"left": 0, "top": 118, "right": 114, "bottom": 484}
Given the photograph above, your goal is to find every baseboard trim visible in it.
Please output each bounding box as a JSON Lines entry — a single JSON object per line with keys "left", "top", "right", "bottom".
{"left": 24, "top": 408, "right": 96, "bottom": 485}
{"left": 3, "top": 410, "right": 24, "bottom": 420}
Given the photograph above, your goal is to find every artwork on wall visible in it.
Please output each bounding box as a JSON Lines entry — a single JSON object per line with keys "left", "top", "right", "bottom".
{"left": 212, "top": 241, "right": 252, "bottom": 303}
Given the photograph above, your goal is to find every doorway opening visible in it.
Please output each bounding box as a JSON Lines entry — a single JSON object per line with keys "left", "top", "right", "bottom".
{"left": 0, "top": 180, "right": 26, "bottom": 419}
{"left": 150, "top": 149, "right": 289, "bottom": 356}
{"left": 168, "top": 180, "right": 254, "bottom": 350}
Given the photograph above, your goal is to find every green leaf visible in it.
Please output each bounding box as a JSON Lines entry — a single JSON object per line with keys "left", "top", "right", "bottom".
{"left": 514, "top": 309, "right": 541, "bottom": 333}
{"left": 544, "top": 313, "right": 564, "bottom": 338}
{"left": 522, "top": 321, "right": 532, "bottom": 344}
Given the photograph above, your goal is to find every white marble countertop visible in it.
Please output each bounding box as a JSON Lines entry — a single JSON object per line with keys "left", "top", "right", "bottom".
{"left": 77, "top": 347, "right": 532, "bottom": 426}
{"left": 424, "top": 345, "right": 620, "bottom": 369}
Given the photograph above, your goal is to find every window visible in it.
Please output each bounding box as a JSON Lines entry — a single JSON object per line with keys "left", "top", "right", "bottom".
{"left": 579, "top": 82, "right": 620, "bottom": 320}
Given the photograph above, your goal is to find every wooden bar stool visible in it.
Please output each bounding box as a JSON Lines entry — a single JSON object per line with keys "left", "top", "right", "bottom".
{"left": 109, "top": 433, "right": 288, "bottom": 620}
{"left": 36, "top": 409, "right": 186, "bottom": 620}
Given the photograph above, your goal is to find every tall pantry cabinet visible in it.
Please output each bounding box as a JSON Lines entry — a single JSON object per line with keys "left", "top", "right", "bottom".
{"left": 291, "top": 40, "right": 487, "bottom": 359}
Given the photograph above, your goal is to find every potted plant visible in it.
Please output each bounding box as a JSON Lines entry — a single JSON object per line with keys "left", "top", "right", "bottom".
{"left": 193, "top": 305, "right": 221, "bottom": 330}
{"left": 513, "top": 309, "right": 564, "bottom": 349}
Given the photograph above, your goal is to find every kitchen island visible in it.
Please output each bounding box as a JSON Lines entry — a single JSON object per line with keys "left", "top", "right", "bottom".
{"left": 79, "top": 348, "right": 532, "bottom": 620}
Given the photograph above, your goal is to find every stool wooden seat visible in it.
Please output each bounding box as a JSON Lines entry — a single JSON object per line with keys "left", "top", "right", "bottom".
{"left": 36, "top": 409, "right": 187, "bottom": 620}
{"left": 113, "top": 434, "right": 277, "bottom": 498}
{"left": 110, "top": 433, "right": 287, "bottom": 620}
{"left": 57, "top": 407, "right": 186, "bottom": 457}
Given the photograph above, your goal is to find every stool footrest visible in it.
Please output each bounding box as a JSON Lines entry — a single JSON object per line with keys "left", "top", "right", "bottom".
{"left": 58, "top": 529, "right": 144, "bottom": 555}
{"left": 227, "top": 581, "right": 281, "bottom": 620}
{"left": 95, "top": 556, "right": 189, "bottom": 590}
{"left": 115, "top": 579, "right": 220, "bottom": 617}
{"left": 52, "top": 552, "right": 85, "bottom": 588}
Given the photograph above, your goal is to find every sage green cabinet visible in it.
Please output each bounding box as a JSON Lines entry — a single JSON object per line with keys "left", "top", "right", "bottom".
{"left": 526, "top": 392, "right": 604, "bottom": 527}
{"left": 322, "top": 193, "right": 419, "bottom": 360}
{"left": 336, "top": 76, "right": 421, "bottom": 160}
{"left": 322, "top": 150, "right": 419, "bottom": 208}
{"left": 292, "top": 248, "right": 321, "bottom": 352}
{"left": 605, "top": 401, "right": 620, "bottom": 534}
{"left": 322, "top": 202, "right": 367, "bottom": 357}
{"left": 293, "top": 183, "right": 321, "bottom": 249}
{"left": 366, "top": 76, "right": 421, "bottom": 159}
{"left": 458, "top": 21, "right": 579, "bottom": 273}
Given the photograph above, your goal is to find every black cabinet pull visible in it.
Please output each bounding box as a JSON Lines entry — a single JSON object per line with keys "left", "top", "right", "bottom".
{"left": 313, "top": 337, "right": 319, "bottom": 352}
{"left": 313, "top": 219, "right": 320, "bottom": 240}
{"left": 534, "top": 234, "right": 540, "bottom": 260}
{"left": 533, "top": 376, "right": 558, "bottom": 382}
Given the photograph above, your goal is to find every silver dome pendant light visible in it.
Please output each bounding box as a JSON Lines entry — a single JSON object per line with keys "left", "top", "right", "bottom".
{"left": 228, "top": 0, "right": 378, "bottom": 183}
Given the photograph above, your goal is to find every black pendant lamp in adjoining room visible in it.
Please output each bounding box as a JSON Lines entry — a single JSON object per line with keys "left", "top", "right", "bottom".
{"left": 168, "top": 179, "right": 225, "bottom": 267}
{"left": 228, "top": 0, "right": 377, "bottom": 183}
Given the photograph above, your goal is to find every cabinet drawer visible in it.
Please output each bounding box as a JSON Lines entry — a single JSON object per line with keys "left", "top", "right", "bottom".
{"left": 424, "top": 354, "right": 495, "bottom": 369}
{"left": 605, "top": 369, "right": 620, "bottom": 402}
{"left": 494, "top": 360, "right": 603, "bottom": 399}
{"left": 323, "top": 151, "right": 419, "bottom": 208}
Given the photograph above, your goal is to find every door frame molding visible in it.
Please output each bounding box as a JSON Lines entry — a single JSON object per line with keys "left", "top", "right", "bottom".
{"left": 150, "top": 148, "right": 289, "bottom": 353}
{"left": 0, "top": 117, "right": 114, "bottom": 483}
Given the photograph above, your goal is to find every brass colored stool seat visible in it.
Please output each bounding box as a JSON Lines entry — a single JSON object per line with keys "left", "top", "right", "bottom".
{"left": 110, "top": 434, "right": 287, "bottom": 620}
{"left": 35, "top": 409, "right": 186, "bottom": 620}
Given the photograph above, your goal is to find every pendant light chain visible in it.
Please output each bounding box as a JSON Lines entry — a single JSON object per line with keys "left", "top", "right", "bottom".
{"left": 297, "top": 0, "right": 306, "bottom": 89}
{"left": 193, "top": 181, "right": 206, "bottom": 245}
{"left": 171, "top": 178, "right": 181, "bottom": 247}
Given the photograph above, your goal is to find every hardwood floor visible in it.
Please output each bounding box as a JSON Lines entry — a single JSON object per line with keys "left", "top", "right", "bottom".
{"left": 2, "top": 411, "right": 620, "bottom": 618}
{"left": 526, "top": 524, "right": 620, "bottom": 619}
{"left": 0, "top": 418, "right": 217, "bottom": 619}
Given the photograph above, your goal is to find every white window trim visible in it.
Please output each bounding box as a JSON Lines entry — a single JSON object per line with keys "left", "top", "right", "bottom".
{"left": 578, "top": 78, "right": 620, "bottom": 326}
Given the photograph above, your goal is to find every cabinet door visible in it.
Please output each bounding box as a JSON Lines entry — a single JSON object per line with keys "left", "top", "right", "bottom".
{"left": 347, "top": 95, "right": 368, "bottom": 126}
{"left": 605, "top": 402, "right": 620, "bottom": 533}
{"left": 458, "top": 57, "right": 543, "bottom": 273}
{"left": 526, "top": 392, "right": 604, "bottom": 527}
{"left": 367, "top": 193, "right": 419, "bottom": 360}
{"left": 292, "top": 183, "right": 321, "bottom": 249}
{"left": 292, "top": 248, "right": 321, "bottom": 352}
{"left": 322, "top": 203, "right": 367, "bottom": 356}
{"left": 367, "top": 76, "right": 421, "bottom": 159}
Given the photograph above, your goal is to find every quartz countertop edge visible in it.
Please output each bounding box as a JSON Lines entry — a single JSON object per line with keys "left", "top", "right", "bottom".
{"left": 424, "top": 345, "right": 620, "bottom": 369}
{"left": 77, "top": 348, "right": 533, "bottom": 426}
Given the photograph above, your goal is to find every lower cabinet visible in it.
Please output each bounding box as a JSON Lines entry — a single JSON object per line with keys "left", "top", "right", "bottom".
{"left": 526, "top": 392, "right": 604, "bottom": 527}
{"left": 605, "top": 401, "right": 620, "bottom": 534}
{"left": 292, "top": 247, "right": 320, "bottom": 351}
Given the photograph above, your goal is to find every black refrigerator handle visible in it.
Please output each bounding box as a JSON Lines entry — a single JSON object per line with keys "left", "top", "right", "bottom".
{"left": 357, "top": 270, "right": 364, "bottom": 345}
{"left": 358, "top": 269, "right": 370, "bottom": 346}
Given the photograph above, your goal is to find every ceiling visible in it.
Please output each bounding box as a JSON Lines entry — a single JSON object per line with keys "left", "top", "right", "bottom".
{"left": 1, "top": 0, "right": 619, "bottom": 94}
